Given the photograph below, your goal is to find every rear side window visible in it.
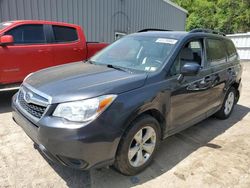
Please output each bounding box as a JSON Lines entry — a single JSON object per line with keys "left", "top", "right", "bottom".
{"left": 52, "top": 26, "right": 78, "bottom": 43}
{"left": 225, "top": 40, "right": 238, "bottom": 61}
{"left": 206, "top": 39, "right": 227, "bottom": 66}
{"left": 5, "top": 24, "right": 45, "bottom": 44}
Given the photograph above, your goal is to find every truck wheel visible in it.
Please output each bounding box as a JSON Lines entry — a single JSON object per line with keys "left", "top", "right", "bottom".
{"left": 215, "top": 87, "right": 236, "bottom": 120}
{"left": 114, "top": 115, "right": 161, "bottom": 176}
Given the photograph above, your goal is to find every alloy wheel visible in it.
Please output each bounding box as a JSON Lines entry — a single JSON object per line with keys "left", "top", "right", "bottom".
{"left": 224, "top": 91, "right": 235, "bottom": 115}
{"left": 128, "top": 126, "right": 156, "bottom": 167}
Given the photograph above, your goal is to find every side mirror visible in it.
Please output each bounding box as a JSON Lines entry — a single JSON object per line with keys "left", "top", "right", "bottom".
{"left": 0, "top": 35, "right": 14, "bottom": 46}
{"left": 180, "top": 62, "right": 200, "bottom": 76}
{"left": 177, "top": 62, "right": 201, "bottom": 82}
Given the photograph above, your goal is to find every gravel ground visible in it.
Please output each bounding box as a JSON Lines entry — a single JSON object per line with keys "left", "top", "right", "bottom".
{"left": 0, "top": 62, "right": 250, "bottom": 188}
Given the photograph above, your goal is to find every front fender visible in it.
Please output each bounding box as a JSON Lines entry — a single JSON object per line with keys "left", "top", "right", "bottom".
{"left": 113, "top": 84, "right": 171, "bottom": 135}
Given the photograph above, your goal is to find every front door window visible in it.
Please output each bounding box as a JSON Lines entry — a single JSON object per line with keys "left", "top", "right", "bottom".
{"left": 170, "top": 40, "right": 203, "bottom": 76}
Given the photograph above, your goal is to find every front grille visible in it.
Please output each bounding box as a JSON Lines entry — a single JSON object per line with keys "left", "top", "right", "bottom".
{"left": 17, "top": 87, "right": 48, "bottom": 119}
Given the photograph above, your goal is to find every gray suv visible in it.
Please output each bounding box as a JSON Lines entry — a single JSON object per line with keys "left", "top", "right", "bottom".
{"left": 12, "top": 29, "right": 242, "bottom": 175}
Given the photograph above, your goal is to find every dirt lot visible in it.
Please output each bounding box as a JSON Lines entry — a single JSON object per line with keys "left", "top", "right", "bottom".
{"left": 0, "top": 63, "right": 250, "bottom": 188}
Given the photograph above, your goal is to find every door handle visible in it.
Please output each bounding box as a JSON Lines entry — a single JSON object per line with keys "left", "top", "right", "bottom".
{"left": 227, "top": 68, "right": 236, "bottom": 76}
{"left": 73, "top": 48, "right": 82, "bottom": 52}
{"left": 195, "top": 76, "right": 214, "bottom": 90}
{"left": 38, "top": 49, "right": 51, "bottom": 53}
{"left": 200, "top": 76, "right": 212, "bottom": 84}
{"left": 204, "top": 76, "right": 212, "bottom": 82}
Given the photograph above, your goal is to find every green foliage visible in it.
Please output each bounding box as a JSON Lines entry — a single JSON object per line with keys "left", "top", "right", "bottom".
{"left": 172, "top": 0, "right": 250, "bottom": 34}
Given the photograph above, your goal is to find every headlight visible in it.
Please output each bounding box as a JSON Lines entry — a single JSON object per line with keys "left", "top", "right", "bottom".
{"left": 53, "top": 95, "right": 117, "bottom": 123}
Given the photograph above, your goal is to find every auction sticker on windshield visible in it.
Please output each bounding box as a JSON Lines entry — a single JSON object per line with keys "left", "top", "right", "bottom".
{"left": 156, "top": 38, "right": 178, "bottom": 44}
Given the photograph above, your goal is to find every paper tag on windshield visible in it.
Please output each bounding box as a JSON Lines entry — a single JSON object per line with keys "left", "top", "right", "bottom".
{"left": 145, "top": 67, "right": 157, "bottom": 72}
{"left": 156, "top": 38, "right": 177, "bottom": 44}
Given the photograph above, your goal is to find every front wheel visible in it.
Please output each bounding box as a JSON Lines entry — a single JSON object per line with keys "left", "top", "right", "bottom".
{"left": 114, "top": 115, "right": 161, "bottom": 176}
{"left": 215, "top": 87, "right": 236, "bottom": 119}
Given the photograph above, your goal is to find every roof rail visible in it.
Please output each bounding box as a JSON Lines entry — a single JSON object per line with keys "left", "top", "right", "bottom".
{"left": 138, "top": 28, "right": 172, "bottom": 32}
{"left": 190, "top": 28, "right": 226, "bottom": 36}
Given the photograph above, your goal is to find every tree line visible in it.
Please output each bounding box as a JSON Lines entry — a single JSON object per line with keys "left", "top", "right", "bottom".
{"left": 172, "top": 0, "right": 250, "bottom": 34}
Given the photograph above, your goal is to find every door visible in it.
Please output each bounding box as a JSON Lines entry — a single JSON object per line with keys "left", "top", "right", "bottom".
{"left": 206, "top": 38, "right": 238, "bottom": 111}
{"left": 0, "top": 24, "right": 53, "bottom": 84}
{"left": 168, "top": 39, "right": 214, "bottom": 131}
{"left": 205, "top": 38, "right": 230, "bottom": 110}
{"left": 50, "top": 25, "right": 85, "bottom": 66}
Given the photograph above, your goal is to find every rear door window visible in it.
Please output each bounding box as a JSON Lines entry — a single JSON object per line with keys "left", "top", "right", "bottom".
{"left": 225, "top": 40, "right": 238, "bottom": 61}
{"left": 52, "top": 26, "right": 78, "bottom": 43}
{"left": 5, "top": 24, "right": 46, "bottom": 44}
{"left": 206, "top": 39, "right": 227, "bottom": 66}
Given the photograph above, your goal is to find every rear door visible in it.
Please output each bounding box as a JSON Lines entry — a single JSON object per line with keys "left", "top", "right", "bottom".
{"left": 168, "top": 38, "right": 214, "bottom": 131}
{"left": 1, "top": 24, "right": 53, "bottom": 84}
{"left": 49, "top": 25, "right": 86, "bottom": 66}
{"left": 205, "top": 38, "right": 230, "bottom": 112}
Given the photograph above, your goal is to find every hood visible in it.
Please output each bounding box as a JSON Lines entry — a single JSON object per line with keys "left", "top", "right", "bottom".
{"left": 25, "top": 62, "right": 147, "bottom": 103}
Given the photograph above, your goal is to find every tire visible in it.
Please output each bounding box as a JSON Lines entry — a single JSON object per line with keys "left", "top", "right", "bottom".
{"left": 215, "top": 87, "right": 236, "bottom": 120}
{"left": 114, "top": 115, "right": 161, "bottom": 176}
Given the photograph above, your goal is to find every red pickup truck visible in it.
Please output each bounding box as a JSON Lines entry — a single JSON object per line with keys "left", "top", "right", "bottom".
{"left": 0, "top": 20, "right": 108, "bottom": 90}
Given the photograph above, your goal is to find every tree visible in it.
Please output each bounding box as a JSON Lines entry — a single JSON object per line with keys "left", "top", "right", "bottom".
{"left": 172, "top": 0, "right": 250, "bottom": 34}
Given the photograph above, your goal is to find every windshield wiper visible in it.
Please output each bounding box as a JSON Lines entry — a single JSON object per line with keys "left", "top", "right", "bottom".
{"left": 86, "top": 62, "right": 130, "bottom": 72}
{"left": 106, "top": 64, "right": 128, "bottom": 72}
{"left": 85, "top": 60, "right": 96, "bottom": 64}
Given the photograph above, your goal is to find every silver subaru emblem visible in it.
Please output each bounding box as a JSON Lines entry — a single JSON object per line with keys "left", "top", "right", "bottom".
{"left": 24, "top": 91, "right": 33, "bottom": 103}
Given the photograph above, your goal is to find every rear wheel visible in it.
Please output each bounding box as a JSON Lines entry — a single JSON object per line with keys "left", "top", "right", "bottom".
{"left": 215, "top": 87, "right": 236, "bottom": 119}
{"left": 114, "top": 115, "right": 161, "bottom": 175}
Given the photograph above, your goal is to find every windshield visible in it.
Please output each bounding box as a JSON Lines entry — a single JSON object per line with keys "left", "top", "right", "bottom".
{"left": 91, "top": 36, "right": 178, "bottom": 72}
{"left": 0, "top": 22, "right": 13, "bottom": 30}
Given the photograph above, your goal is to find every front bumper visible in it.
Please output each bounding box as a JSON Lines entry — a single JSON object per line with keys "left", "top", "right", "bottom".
{"left": 12, "top": 96, "right": 121, "bottom": 170}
